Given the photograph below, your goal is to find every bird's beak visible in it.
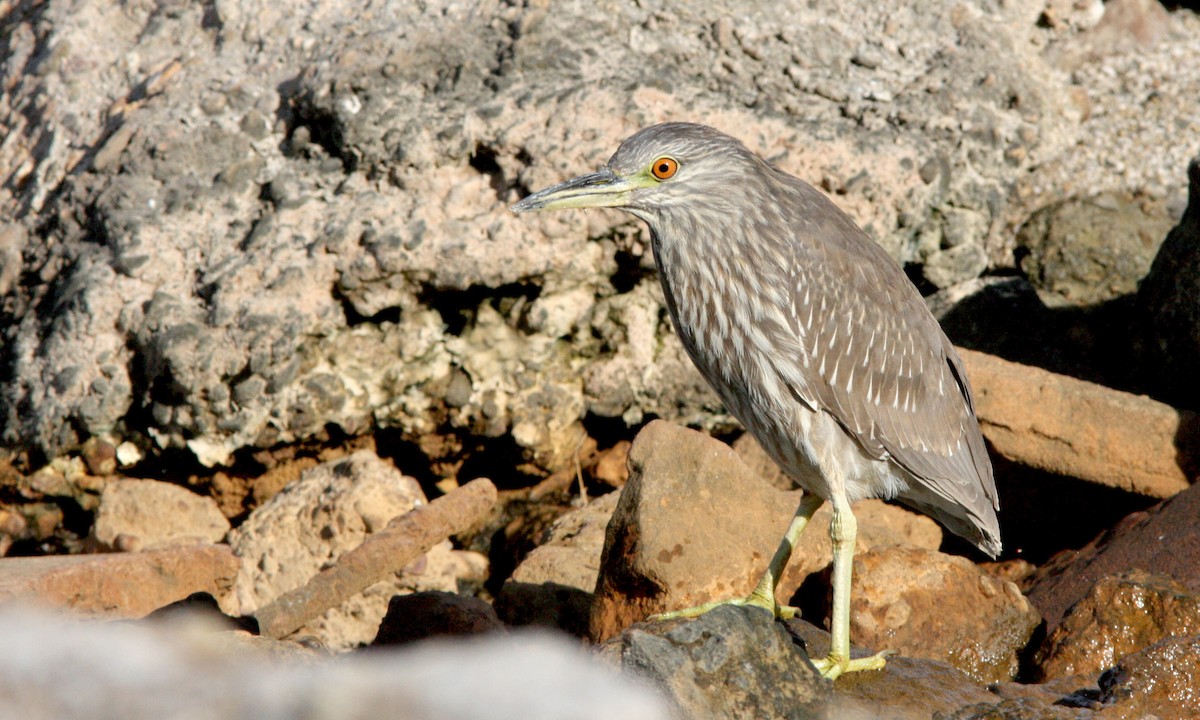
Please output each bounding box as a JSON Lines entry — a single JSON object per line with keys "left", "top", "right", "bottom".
{"left": 510, "top": 169, "right": 636, "bottom": 213}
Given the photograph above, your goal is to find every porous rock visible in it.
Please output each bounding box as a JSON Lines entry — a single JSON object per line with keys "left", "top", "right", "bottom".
{"left": 844, "top": 547, "right": 1041, "bottom": 683}
{"left": 1033, "top": 570, "right": 1200, "bottom": 681}
{"left": 229, "top": 450, "right": 487, "bottom": 650}
{"left": 6, "top": 0, "right": 1199, "bottom": 479}
{"left": 91, "top": 478, "right": 231, "bottom": 550}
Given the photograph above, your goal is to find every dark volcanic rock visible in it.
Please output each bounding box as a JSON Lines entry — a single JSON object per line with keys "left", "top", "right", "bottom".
{"left": 372, "top": 591, "right": 504, "bottom": 646}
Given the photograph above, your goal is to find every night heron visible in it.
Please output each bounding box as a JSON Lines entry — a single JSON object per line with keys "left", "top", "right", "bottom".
{"left": 511, "top": 123, "right": 1000, "bottom": 680}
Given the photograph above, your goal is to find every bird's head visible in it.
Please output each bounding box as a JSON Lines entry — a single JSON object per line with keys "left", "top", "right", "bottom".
{"left": 510, "top": 123, "right": 764, "bottom": 221}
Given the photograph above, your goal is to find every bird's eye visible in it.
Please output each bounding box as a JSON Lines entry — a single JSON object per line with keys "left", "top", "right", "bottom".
{"left": 650, "top": 157, "right": 678, "bottom": 180}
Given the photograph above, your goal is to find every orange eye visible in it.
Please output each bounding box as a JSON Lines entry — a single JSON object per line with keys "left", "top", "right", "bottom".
{"left": 650, "top": 157, "right": 678, "bottom": 180}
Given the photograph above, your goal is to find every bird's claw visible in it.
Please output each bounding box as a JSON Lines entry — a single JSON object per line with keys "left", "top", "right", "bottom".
{"left": 810, "top": 649, "right": 896, "bottom": 681}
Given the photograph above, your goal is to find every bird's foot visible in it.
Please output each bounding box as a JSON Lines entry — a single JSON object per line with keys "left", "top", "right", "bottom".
{"left": 810, "top": 649, "right": 896, "bottom": 681}
{"left": 648, "top": 586, "right": 799, "bottom": 622}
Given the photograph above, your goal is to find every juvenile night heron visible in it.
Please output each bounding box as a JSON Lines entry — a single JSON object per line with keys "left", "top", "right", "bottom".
{"left": 511, "top": 123, "right": 1000, "bottom": 680}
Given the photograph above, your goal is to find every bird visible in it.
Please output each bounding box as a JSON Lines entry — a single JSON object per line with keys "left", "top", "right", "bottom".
{"left": 511, "top": 122, "right": 1000, "bottom": 680}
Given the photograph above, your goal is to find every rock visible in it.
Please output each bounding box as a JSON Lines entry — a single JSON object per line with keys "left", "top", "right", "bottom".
{"left": 229, "top": 450, "right": 488, "bottom": 650}
{"left": 91, "top": 478, "right": 231, "bottom": 550}
{"left": 600, "top": 606, "right": 831, "bottom": 719}
{"left": 589, "top": 421, "right": 941, "bottom": 643}
{"left": 957, "top": 347, "right": 1197, "bottom": 500}
{"left": 602, "top": 605, "right": 1011, "bottom": 720}
{"left": 1033, "top": 570, "right": 1200, "bottom": 681}
{"left": 842, "top": 547, "right": 1040, "bottom": 683}
{"left": 6, "top": 0, "right": 1199, "bottom": 479}
{"left": 0, "top": 545, "right": 239, "bottom": 618}
{"left": 372, "top": 591, "right": 504, "bottom": 646}
{"left": 0, "top": 606, "right": 676, "bottom": 720}
{"left": 1139, "top": 155, "right": 1200, "bottom": 410}
{"left": 1015, "top": 192, "right": 1174, "bottom": 308}
{"left": 1097, "top": 634, "right": 1200, "bottom": 718}
{"left": 496, "top": 490, "right": 621, "bottom": 636}
{"left": 1025, "top": 481, "right": 1200, "bottom": 633}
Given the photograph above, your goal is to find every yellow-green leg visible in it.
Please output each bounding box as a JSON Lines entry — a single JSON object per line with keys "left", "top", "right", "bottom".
{"left": 650, "top": 493, "right": 825, "bottom": 621}
{"left": 809, "top": 499, "right": 894, "bottom": 680}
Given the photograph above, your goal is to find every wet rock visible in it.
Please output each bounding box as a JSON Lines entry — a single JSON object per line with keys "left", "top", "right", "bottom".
{"left": 496, "top": 490, "right": 620, "bottom": 636}
{"left": 1139, "top": 155, "right": 1200, "bottom": 410}
{"left": 1016, "top": 192, "right": 1174, "bottom": 307}
{"left": 0, "top": 607, "right": 675, "bottom": 720}
{"left": 589, "top": 421, "right": 941, "bottom": 643}
{"left": 1097, "top": 634, "right": 1200, "bottom": 718}
{"left": 1033, "top": 570, "right": 1200, "bottom": 681}
{"left": 0, "top": 545, "right": 239, "bottom": 618}
{"left": 372, "top": 591, "right": 504, "bottom": 646}
{"left": 229, "top": 450, "right": 488, "bottom": 650}
{"left": 1025, "top": 482, "right": 1200, "bottom": 634}
{"left": 91, "top": 479, "right": 231, "bottom": 550}
{"left": 844, "top": 547, "right": 1040, "bottom": 683}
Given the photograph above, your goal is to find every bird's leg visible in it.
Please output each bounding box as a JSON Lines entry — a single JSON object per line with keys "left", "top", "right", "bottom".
{"left": 650, "top": 493, "right": 825, "bottom": 621}
{"left": 810, "top": 499, "right": 894, "bottom": 680}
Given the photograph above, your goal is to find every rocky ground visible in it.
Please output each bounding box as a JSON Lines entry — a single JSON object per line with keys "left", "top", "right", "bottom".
{"left": 3, "top": 0, "right": 1200, "bottom": 718}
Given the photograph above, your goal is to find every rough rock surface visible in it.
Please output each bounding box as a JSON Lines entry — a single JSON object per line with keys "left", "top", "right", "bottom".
{"left": 1033, "top": 570, "right": 1200, "bottom": 681}
{"left": 496, "top": 489, "right": 621, "bottom": 636}
{"left": 845, "top": 547, "right": 1040, "bottom": 683}
{"left": 602, "top": 606, "right": 829, "bottom": 719}
{"left": 91, "top": 478, "right": 231, "bottom": 550}
{"left": 1024, "top": 481, "right": 1200, "bottom": 633}
{"left": 0, "top": 607, "right": 676, "bottom": 720}
{"left": 228, "top": 450, "right": 487, "bottom": 649}
{"left": 590, "top": 420, "right": 942, "bottom": 642}
{"left": 601, "top": 605, "right": 1026, "bottom": 720}
{"left": 0, "top": 546, "right": 239, "bottom": 618}
{"left": 3, "top": 0, "right": 1198, "bottom": 480}
{"left": 1015, "top": 192, "right": 1177, "bottom": 308}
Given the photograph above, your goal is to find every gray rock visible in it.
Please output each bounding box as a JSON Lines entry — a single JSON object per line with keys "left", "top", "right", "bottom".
{"left": 1, "top": 0, "right": 1199, "bottom": 485}
{"left": 1016, "top": 192, "right": 1176, "bottom": 307}
{"left": 0, "top": 607, "right": 676, "bottom": 720}
{"left": 600, "top": 606, "right": 830, "bottom": 720}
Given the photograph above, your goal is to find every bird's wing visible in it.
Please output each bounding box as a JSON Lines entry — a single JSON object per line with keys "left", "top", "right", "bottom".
{"left": 772, "top": 191, "right": 998, "bottom": 533}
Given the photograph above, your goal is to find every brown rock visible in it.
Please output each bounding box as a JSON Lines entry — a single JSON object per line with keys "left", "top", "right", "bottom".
{"left": 590, "top": 421, "right": 941, "bottom": 643}
{"left": 496, "top": 490, "right": 620, "bottom": 636}
{"left": 0, "top": 545, "right": 239, "bottom": 618}
{"left": 845, "top": 547, "right": 1041, "bottom": 683}
{"left": 1034, "top": 570, "right": 1200, "bottom": 681}
{"left": 1025, "top": 482, "right": 1200, "bottom": 633}
{"left": 372, "top": 591, "right": 504, "bottom": 646}
{"left": 960, "top": 347, "right": 1199, "bottom": 501}
{"left": 92, "top": 479, "right": 231, "bottom": 550}
{"left": 1098, "top": 634, "right": 1200, "bottom": 719}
